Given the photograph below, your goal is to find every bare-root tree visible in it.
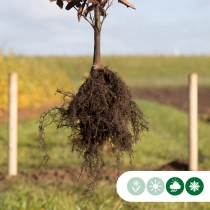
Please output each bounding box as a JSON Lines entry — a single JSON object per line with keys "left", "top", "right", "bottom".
{"left": 38, "top": 0, "right": 148, "bottom": 196}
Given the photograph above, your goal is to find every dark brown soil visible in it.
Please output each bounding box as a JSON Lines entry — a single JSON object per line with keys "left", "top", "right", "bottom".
{"left": 157, "top": 159, "right": 189, "bottom": 171}
{"left": 0, "top": 103, "right": 59, "bottom": 125}
{"left": 0, "top": 168, "right": 127, "bottom": 184}
{"left": 1, "top": 87, "right": 209, "bottom": 125}
{"left": 0, "top": 159, "right": 208, "bottom": 184}
{"left": 131, "top": 87, "right": 210, "bottom": 120}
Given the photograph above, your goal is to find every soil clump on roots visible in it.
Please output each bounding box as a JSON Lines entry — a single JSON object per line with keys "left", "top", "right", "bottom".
{"left": 38, "top": 67, "right": 148, "bottom": 196}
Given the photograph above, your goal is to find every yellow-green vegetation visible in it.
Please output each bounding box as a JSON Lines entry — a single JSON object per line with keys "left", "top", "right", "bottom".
{"left": 0, "top": 100, "right": 210, "bottom": 209}
{"left": 36, "top": 55, "right": 210, "bottom": 88}
{"left": 1, "top": 55, "right": 210, "bottom": 115}
{"left": 0, "top": 53, "right": 72, "bottom": 115}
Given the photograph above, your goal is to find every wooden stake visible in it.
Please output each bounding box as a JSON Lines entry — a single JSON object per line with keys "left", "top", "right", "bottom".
{"left": 8, "top": 72, "right": 18, "bottom": 176}
{"left": 188, "top": 73, "right": 198, "bottom": 171}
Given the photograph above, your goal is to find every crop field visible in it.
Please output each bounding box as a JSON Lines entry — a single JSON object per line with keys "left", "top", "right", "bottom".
{"left": 0, "top": 55, "right": 210, "bottom": 209}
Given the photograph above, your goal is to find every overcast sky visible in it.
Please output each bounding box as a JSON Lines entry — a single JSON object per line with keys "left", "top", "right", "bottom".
{"left": 1, "top": 0, "right": 210, "bottom": 56}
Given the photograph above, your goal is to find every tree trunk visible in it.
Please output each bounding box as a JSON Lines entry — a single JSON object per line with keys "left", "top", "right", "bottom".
{"left": 93, "top": 5, "right": 101, "bottom": 70}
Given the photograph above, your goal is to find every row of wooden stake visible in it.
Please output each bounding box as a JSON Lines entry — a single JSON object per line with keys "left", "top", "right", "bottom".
{"left": 7, "top": 72, "right": 198, "bottom": 176}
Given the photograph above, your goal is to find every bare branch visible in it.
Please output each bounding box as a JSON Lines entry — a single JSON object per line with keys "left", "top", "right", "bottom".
{"left": 49, "top": 0, "right": 116, "bottom": 29}
{"left": 104, "top": 0, "right": 113, "bottom": 12}
{"left": 89, "top": 9, "right": 94, "bottom": 22}
{"left": 118, "top": 0, "right": 136, "bottom": 9}
{"left": 108, "top": 0, "right": 114, "bottom": 7}
{"left": 100, "top": 0, "right": 113, "bottom": 27}
{"left": 74, "top": 6, "right": 94, "bottom": 28}
{"left": 101, "top": 14, "right": 107, "bottom": 27}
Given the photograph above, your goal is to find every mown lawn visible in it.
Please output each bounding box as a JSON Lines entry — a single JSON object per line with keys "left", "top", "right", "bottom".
{"left": 0, "top": 99, "right": 210, "bottom": 209}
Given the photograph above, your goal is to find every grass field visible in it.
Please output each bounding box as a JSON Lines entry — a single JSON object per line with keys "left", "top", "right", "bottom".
{"left": 0, "top": 56, "right": 210, "bottom": 209}
{"left": 1, "top": 55, "right": 210, "bottom": 113}
{"left": 0, "top": 99, "right": 210, "bottom": 209}
{"left": 35, "top": 55, "right": 210, "bottom": 88}
{"left": 36, "top": 56, "right": 210, "bottom": 87}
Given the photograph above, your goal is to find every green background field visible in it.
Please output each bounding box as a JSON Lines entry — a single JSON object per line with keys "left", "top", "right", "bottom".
{"left": 0, "top": 56, "right": 210, "bottom": 209}
{"left": 37, "top": 55, "right": 210, "bottom": 88}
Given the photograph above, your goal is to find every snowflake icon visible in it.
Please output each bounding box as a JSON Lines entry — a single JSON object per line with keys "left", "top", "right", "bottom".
{"left": 133, "top": 180, "right": 140, "bottom": 187}
{"left": 186, "top": 177, "right": 204, "bottom": 196}
{"left": 189, "top": 181, "right": 200, "bottom": 192}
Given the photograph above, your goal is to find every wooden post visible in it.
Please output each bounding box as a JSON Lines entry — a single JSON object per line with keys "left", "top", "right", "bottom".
{"left": 188, "top": 73, "right": 198, "bottom": 171}
{"left": 8, "top": 72, "right": 18, "bottom": 176}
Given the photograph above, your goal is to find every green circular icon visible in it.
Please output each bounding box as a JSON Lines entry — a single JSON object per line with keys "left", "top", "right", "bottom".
{"left": 166, "top": 177, "right": 184, "bottom": 196}
{"left": 185, "top": 177, "right": 204, "bottom": 196}
{"left": 127, "top": 177, "right": 145, "bottom": 196}
{"left": 147, "top": 177, "right": 165, "bottom": 195}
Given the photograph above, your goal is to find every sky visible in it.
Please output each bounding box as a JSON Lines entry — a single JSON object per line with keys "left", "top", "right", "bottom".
{"left": 1, "top": 0, "right": 210, "bottom": 56}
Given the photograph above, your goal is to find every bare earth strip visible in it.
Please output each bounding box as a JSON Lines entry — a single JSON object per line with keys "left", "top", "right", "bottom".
{"left": 0, "top": 103, "right": 59, "bottom": 125}
{"left": 131, "top": 87, "right": 210, "bottom": 120}
{"left": 1, "top": 88, "right": 210, "bottom": 125}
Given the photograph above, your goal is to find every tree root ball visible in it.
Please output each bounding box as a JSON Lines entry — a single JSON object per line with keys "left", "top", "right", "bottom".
{"left": 38, "top": 67, "right": 148, "bottom": 196}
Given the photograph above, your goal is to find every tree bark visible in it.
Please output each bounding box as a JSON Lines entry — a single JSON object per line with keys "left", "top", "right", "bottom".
{"left": 93, "top": 5, "right": 101, "bottom": 70}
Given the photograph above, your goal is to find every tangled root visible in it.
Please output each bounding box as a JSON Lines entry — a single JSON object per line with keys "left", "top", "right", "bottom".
{"left": 38, "top": 67, "right": 148, "bottom": 196}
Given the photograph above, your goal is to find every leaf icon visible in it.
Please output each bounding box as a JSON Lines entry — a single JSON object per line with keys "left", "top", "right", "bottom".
{"left": 132, "top": 186, "right": 140, "bottom": 193}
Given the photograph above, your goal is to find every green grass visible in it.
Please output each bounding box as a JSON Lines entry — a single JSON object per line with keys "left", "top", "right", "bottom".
{"left": 0, "top": 99, "right": 210, "bottom": 209}
{"left": 1, "top": 55, "right": 209, "bottom": 112}
{"left": 1, "top": 182, "right": 210, "bottom": 210}
{"left": 33, "top": 55, "right": 210, "bottom": 88}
